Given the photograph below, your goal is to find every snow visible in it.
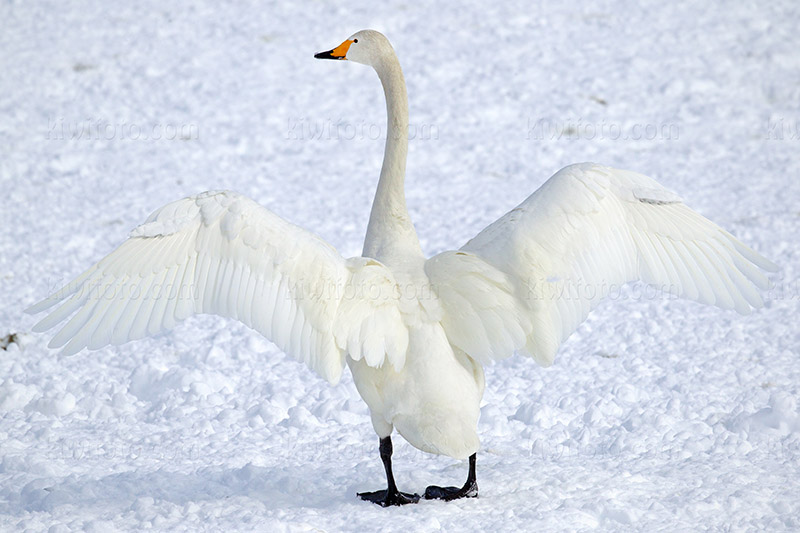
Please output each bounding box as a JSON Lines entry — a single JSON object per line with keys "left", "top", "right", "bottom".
{"left": 1, "top": 0, "right": 799, "bottom": 530}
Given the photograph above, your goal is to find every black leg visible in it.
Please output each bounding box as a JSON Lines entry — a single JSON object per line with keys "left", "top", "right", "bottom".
{"left": 358, "top": 436, "right": 420, "bottom": 506}
{"left": 424, "top": 453, "right": 478, "bottom": 501}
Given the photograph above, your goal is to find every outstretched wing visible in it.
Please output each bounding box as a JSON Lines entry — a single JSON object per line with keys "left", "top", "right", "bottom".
{"left": 427, "top": 163, "right": 777, "bottom": 367}
{"left": 26, "top": 191, "right": 408, "bottom": 384}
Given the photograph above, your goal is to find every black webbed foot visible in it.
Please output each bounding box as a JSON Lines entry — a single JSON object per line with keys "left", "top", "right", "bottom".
{"left": 358, "top": 436, "right": 421, "bottom": 506}
{"left": 358, "top": 488, "right": 420, "bottom": 506}
{"left": 424, "top": 453, "right": 478, "bottom": 501}
{"left": 424, "top": 480, "right": 478, "bottom": 501}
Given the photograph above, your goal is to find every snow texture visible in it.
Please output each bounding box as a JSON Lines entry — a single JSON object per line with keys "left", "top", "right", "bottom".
{"left": 2, "top": 0, "right": 799, "bottom": 531}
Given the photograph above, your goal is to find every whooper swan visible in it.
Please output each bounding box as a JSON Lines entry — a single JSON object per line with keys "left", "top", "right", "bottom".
{"left": 27, "top": 29, "right": 777, "bottom": 506}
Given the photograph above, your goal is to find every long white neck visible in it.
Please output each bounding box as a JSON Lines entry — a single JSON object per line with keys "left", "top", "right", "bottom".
{"left": 362, "top": 53, "right": 423, "bottom": 265}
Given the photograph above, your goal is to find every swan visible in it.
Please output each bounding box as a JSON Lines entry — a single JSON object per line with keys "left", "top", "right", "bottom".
{"left": 27, "top": 29, "right": 777, "bottom": 506}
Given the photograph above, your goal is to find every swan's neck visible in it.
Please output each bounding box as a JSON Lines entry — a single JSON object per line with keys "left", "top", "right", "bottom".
{"left": 362, "top": 54, "right": 423, "bottom": 265}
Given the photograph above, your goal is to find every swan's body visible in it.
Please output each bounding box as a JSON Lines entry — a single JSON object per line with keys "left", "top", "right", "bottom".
{"left": 28, "top": 30, "right": 777, "bottom": 505}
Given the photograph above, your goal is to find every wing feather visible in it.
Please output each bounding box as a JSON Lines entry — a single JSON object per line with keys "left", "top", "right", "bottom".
{"left": 430, "top": 163, "right": 777, "bottom": 366}
{"left": 27, "top": 191, "right": 409, "bottom": 383}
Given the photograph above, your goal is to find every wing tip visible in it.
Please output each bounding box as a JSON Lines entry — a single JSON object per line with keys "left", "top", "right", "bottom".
{"left": 762, "top": 257, "right": 781, "bottom": 273}
{"left": 25, "top": 297, "right": 57, "bottom": 316}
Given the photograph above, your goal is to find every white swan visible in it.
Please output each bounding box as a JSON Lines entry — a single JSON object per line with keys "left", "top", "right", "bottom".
{"left": 27, "top": 30, "right": 777, "bottom": 506}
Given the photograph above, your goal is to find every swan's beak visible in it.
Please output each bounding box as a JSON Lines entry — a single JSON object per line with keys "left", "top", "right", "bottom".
{"left": 314, "top": 39, "right": 354, "bottom": 60}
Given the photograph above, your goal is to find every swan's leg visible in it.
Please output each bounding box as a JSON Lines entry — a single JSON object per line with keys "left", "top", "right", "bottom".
{"left": 424, "top": 453, "right": 478, "bottom": 501}
{"left": 357, "top": 436, "right": 420, "bottom": 506}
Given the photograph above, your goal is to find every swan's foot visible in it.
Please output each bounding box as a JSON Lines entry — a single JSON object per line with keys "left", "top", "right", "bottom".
{"left": 359, "top": 436, "right": 420, "bottom": 507}
{"left": 358, "top": 488, "right": 420, "bottom": 506}
{"left": 424, "top": 452, "right": 479, "bottom": 501}
{"left": 424, "top": 480, "right": 478, "bottom": 501}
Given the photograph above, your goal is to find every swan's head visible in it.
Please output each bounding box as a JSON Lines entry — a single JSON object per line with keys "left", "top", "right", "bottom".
{"left": 314, "top": 30, "right": 392, "bottom": 67}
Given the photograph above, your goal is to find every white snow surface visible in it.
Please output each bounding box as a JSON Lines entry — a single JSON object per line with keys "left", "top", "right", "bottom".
{"left": 2, "top": 0, "right": 799, "bottom": 531}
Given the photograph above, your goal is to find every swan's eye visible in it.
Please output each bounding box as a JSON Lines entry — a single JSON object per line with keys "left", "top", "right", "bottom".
{"left": 353, "top": 39, "right": 358, "bottom": 43}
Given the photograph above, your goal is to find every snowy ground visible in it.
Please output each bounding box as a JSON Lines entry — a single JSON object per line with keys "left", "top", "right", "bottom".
{"left": 2, "top": 0, "right": 799, "bottom": 531}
